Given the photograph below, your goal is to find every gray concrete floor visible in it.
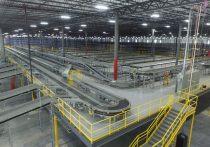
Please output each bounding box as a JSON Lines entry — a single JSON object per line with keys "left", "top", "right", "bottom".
{"left": 187, "top": 110, "right": 210, "bottom": 147}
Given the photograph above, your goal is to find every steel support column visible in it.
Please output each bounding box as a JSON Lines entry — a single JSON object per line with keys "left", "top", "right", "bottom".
{"left": 0, "top": 28, "right": 5, "bottom": 61}
{"left": 114, "top": 14, "right": 119, "bottom": 81}
{"left": 40, "top": 31, "right": 43, "bottom": 55}
{"left": 85, "top": 31, "right": 88, "bottom": 54}
{"left": 175, "top": 23, "right": 182, "bottom": 66}
{"left": 24, "top": 6, "right": 33, "bottom": 83}
{"left": 188, "top": 114, "right": 195, "bottom": 147}
{"left": 61, "top": 27, "right": 64, "bottom": 57}
{"left": 151, "top": 29, "right": 155, "bottom": 61}
{"left": 10, "top": 76, "right": 16, "bottom": 90}
{"left": 53, "top": 115, "right": 59, "bottom": 147}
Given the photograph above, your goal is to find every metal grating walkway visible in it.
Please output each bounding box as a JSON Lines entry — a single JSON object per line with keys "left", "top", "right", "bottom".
{"left": 0, "top": 96, "right": 51, "bottom": 124}
{"left": 0, "top": 70, "right": 22, "bottom": 80}
{"left": 0, "top": 84, "right": 40, "bottom": 102}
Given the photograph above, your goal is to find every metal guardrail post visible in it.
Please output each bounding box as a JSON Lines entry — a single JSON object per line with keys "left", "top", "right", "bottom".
{"left": 188, "top": 113, "right": 195, "bottom": 147}
{"left": 124, "top": 112, "right": 127, "bottom": 128}
{"left": 62, "top": 101, "right": 64, "bottom": 116}
{"left": 90, "top": 124, "right": 93, "bottom": 144}
{"left": 53, "top": 115, "right": 59, "bottom": 147}
{"left": 79, "top": 116, "right": 81, "bottom": 132}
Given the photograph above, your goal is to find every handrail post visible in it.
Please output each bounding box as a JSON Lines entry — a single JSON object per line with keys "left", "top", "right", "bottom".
{"left": 138, "top": 107, "right": 140, "bottom": 122}
{"left": 79, "top": 115, "right": 81, "bottom": 132}
{"left": 124, "top": 112, "right": 127, "bottom": 128}
{"left": 62, "top": 100, "right": 64, "bottom": 116}
{"left": 91, "top": 124, "right": 93, "bottom": 144}
{"left": 188, "top": 114, "right": 195, "bottom": 147}
{"left": 109, "top": 117, "right": 111, "bottom": 135}
{"left": 69, "top": 107, "right": 72, "bottom": 124}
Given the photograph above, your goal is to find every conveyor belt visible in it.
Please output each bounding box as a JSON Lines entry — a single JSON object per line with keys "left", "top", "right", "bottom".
{"left": 7, "top": 47, "right": 131, "bottom": 116}
{"left": 0, "top": 70, "right": 22, "bottom": 80}
{"left": 0, "top": 96, "right": 51, "bottom": 124}
{"left": 0, "top": 84, "right": 40, "bottom": 102}
{"left": 0, "top": 66, "right": 17, "bottom": 74}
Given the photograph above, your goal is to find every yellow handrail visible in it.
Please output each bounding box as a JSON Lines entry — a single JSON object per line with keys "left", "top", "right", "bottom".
{"left": 129, "top": 96, "right": 174, "bottom": 147}
{"left": 152, "top": 93, "right": 198, "bottom": 146}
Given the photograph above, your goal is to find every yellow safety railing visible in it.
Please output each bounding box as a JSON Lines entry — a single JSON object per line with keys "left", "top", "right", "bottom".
{"left": 129, "top": 90, "right": 198, "bottom": 147}
{"left": 57, "top": 95, "right": 173, "bottom": 143}
{"left": 151, "top": 92, "right": 198, "bottom": 147}
{"left": 129, "top": 96, "right": 174, "bottom": 147}
{"left": 180, "top": 80, "right": 210, "bottom": 97}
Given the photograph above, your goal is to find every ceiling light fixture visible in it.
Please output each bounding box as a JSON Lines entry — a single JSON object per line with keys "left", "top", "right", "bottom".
{"left": 65, "top": 26, "right": 70, "bottom": 29}
{"left": 18, "top": 28, "right": 23, "bottom": 31}
{"left": 142, "top": 23, "right": 148, "bottom": 26}
{"left": 95, "top": 4, "right": 109, "bottom": 10}
{"left": 206, "top": 23, "right": 210, "bottom": 26}
{"left": 165, "top": 25, "right": 171, "bottom": 28}
{"left": 79, "top": 29, "right": 83, "bottom": 32}
{"left": 30, "top": 24, "right": 37, "bottom": 28}
{"left": 54, "top": 28, "right": 59, "bottom": 31}
{"left": 81, "top": 24, "right": 87, "bottom": 27}
{"left": 60, "top": 15, "right": 71, "bottom": 20}
{"left": 184, "top": 19, "right": 189, "bottom": 23}
{"left": 40, "top": 21, "right": 48, "bottom": 25}
{"left": 151, "top": 13, "right": 160, "bottom": 18}
{"left": 109, "top": 20, "right": 115, "bottom": 23}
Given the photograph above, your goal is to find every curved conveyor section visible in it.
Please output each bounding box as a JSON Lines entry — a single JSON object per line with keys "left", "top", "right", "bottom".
{"left": 6, "top": 47, "right": 130, "bottom": 116}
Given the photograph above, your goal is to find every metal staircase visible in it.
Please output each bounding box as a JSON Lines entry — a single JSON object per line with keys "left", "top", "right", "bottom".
{"left": 130, "top": 93, "right": 198, "bottom": 147}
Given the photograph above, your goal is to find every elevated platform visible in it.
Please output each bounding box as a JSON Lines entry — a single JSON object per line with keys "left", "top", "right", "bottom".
{"left": 0, "top": 65, "right": 17, "bottom": 74}
{"left": 0, "top": 96, "right": 51, "bottom": 124}
{"left": 0, "top": 70, "right": 22, "bottom": 80}
{"left": 0, "top": 84, "right": 40, "bottom": 102}
{"left": 196, "top": 88, "right": 210, "bottom": 114}
{"left": 53, "top": 106, "right": 157, "bottom": 147}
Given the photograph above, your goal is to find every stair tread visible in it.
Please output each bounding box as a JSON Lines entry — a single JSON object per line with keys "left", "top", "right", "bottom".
{"left": 140, "top": 104, "right": 186, "bottom": 147}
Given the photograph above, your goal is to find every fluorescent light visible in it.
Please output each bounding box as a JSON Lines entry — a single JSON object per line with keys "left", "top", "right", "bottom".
{"left": 18, "top": 28, "right": 23, "bottom": 31}
{"left": 60, "top": 15, "right": 71, "bottom": 19}
{"left": 151, "top": 13, "right": 160, "bottom": 18}
{"left": 142, "top": 23, "right": 148, "bottom": 26}
{"left": 30, "top": 24, "right": 37, "bottom": 28}
{"left": 183, "top": 27, "right": 187, "bottom": 30}
{"left": 165, "top": 25, "right": 170, "bottom": 28}
{"left": 109, "top": 20, "right": 115, "bottom": 23}
{"left": 81, "top": 24, "right": 87, "bottom": 27}
{"left": 103, "top": 32, "right": 108, "bottom": 34}
{"left": 65, "top": 26, "right": 70, "bottom": 29}
{"left": 95, "top": 4, "right": 109, "bottom": 10}
{"left": 78, "top": 29, "right": 83, "bottom": 32}
{"left": 40, "top": 21, "right": 48, "bottom": 25}
{"left": 54, "top": 28, "right": 59, "bottom": 31}
{"left": 3, "top": 33, "right": 9, "bottom": 35}
{"left": 184, "top": 19, "right": 189, "bottom": 23}
{"left": 206, "top": 23, "right": 210, "bottom": 26}
{"left": 14, "top": 30, "right": 19, "bottom": 32}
